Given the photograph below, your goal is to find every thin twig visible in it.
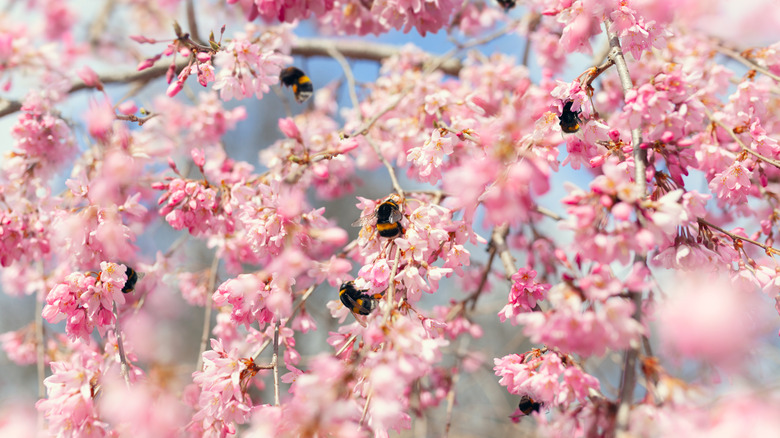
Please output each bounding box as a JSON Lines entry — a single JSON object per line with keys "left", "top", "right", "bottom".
{"left": 113, "top": 302, "right": 131, "bottom": 386}
{"left": 715, "top": 45, "right": 780, "bottom": 83}
{"left": 359, "top": 390, "right": 372, "bottom": 426}
{"left": 252, "top": 285, "right": 317, "bottom": 360}
{"left": 366, "top": 137, "right": 406, "bottom": 198}
{"left": 703, "top": 106, "right": 780, "bottom": 169}
{"left": 534, "top": 205, "right": 563, "bottom": 221}
{"left": 196, "top": 254, "right": 219, "bottom": 371}
{"left": 335, "top": 334, "right": 358, "bottom": 357}
{"left": 443, "top": 371, "right": 460, "bottom": 437}
{"left": 325, "top": 45, "right": 360, "bottom": 112}
{"left": 272, "top": 319, "right": 280, "bottom": 406}
{"left": 699, "top": 217, "right": 780, "bottom": 256}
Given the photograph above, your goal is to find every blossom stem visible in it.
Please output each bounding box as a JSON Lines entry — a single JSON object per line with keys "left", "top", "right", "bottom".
{"left": 196, "top": 254, "right": 219, "bottom": 371}
{"left": 252, "top": 285, "right": 317, "bottom": 360}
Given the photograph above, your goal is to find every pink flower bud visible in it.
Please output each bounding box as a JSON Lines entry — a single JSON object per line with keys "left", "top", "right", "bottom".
{"left": 196, "top": 52, "right": 211, "bottom": 63}
{"left": 77, "top": 66, "right": 103, "bottom": 90}
{"left": 311, "top": 163, "right": 329, "bottom": 179}
{"left": 191, "top": 149, "right": 206, "bottom": 168}
{"left": 137, "top": 55, "right": 160, "bottom": 71}
{"left": 589, "top": 155, "right": 605, "bottom": 167}
{"left": 338, "top": 138, "right": 359, "bottom": 154}
{"left": 167, "top": 157, "right": 179, "bottom": 174}
{"left": 278, "top": 117, "right": 301, "bottom": 139}
{"left": 166, "top": 81, "right": 183, "bottom": 97}
{"left": 129, "top": 35, "right": 157, "bottom": 43}
{"left": 117, "top": 101, "right": 137, "bottom": 115}
{"left": 611, "top": 202, "right": 632, "bottom": 220}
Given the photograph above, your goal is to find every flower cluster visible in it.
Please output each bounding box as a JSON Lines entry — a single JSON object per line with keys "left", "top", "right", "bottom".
{"left": 494, "top": 350, "right": 600, "bottom": 409}
{"left": 499, "top": 268, "right": 550, "bottom": 321}
{"left": 35, "top": 349, "right": 108, "bottom": 437}
{"left": 41, "top": 262, "right": 129, "bottom": 341}
{"left": 190, "top": 339, "right": 259, "bottom": 436}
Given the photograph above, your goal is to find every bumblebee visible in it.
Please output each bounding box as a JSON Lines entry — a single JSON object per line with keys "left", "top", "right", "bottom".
{"left": 122, "top": 266, "right": 138, "bottom": 294}
{"left": 558, "top": 100, "right": 582, "bottom": 133}
{"left": 496, "top": 0, "right": 516, "bottom": 10}
{"left": 351, "top": 199, "right": 404, "bottom": 238}
{"left": 517, "top": 395, "right": 542, "bottom": 415}
{"left": 279, "top": 66, "right": 313, "bottom": 103}
{"left": 339, "top": 281, "right": 383, "bottom": 315}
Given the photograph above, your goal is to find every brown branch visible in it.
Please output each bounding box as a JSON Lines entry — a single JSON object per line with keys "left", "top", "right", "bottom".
{"left": 491, "top": 224, "right": 515, "bottom": 281}
{"left": 185, "top": 0, "right": 202, "bottom": 45}
{"left": 291, "top": 38, "right": 462, "bottom": 76}
{"left": 0, "top": 38, "right": 463, "bottom": 120}
{"left": 0, "top": 58, "right": 189, "bottom": 119}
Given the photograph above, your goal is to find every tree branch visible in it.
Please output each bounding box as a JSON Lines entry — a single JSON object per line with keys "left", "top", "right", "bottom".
{"left": 196, "top": 254, "right": 219, "bottom": 371}
{"left": 604, "top": 16, "right": 647, "bottom": 436}
{"left": 715, "top": 44, "right": 780, "bottom": 83}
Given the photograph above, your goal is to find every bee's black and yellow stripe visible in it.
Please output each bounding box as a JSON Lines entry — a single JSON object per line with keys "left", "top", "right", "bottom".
{"left": 279, "top": 67, "right": 313, "bottom": 103}
{"left": 122, "top": 266, "right": 138, "bottom": 294}
{"left": 558, "top": 100, "right": 582, "bottom": 134}
{"left": 339, "top": 281, "right": 381, "bottom": 315}
{"left": 518, "top": 395, "right": 542, "bottom": 415}
{"left": 375, "top": 200, "right": 403, "bottom": 238}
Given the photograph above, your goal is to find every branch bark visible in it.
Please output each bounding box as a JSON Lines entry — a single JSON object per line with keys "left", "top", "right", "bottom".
{"left": 604, "top": 17, "right": 647, "bottom": 437}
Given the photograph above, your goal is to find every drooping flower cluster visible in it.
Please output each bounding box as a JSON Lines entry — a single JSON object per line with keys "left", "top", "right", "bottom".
{"left": 41, "top": 262, "right": 129, "bottom": 341}
{"left": 499, "top": 268, "right": 550, "bottom": 321}
{"left": 494, "top": 350, "right": 600, "bottom": 409}
{"left": 190, "top": 339, "right": 259, "bottom": 437}
{"left": 35, "top": 348, "right": 108, "bottom": 437}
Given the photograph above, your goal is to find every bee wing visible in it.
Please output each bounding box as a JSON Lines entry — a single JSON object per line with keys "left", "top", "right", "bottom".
{"left": 388, "top": 207, "right": 404, "bottom": 223}
{"left": 351, "top": 212, "right": 377, "bottom": 228}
